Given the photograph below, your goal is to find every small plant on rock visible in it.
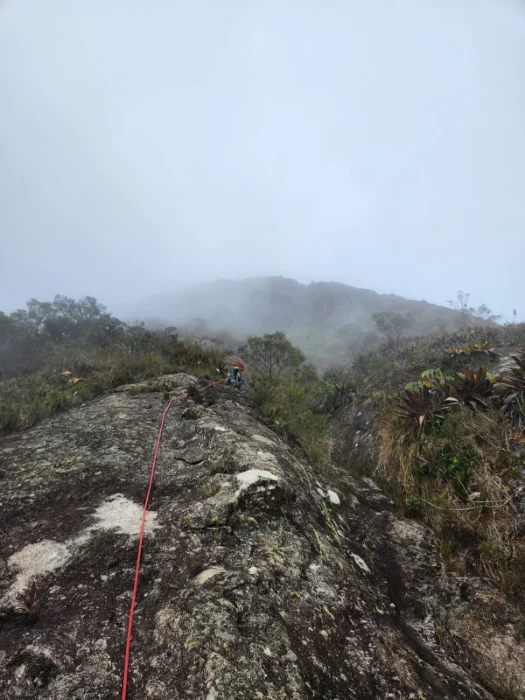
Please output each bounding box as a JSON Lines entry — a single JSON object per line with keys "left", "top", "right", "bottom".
{"left": 396, "top": 369, "right": 458, "bottom": 436}
{"left": 186, "top": 383, "right": 204, "bottom": 403}
{"left": 448, "top": 367, "right": 499, "bottom": 412}
{"left": 395, "top": 387, "right": 457, "bottom": 436}
{"left": 322, "top": 368, "right": 356, "bottom": 412}
{"left": 405, "top": 495, "right": 423, "bottom": 518}
{"left": 19, "top": 581, "right": 37, "bottom": 614}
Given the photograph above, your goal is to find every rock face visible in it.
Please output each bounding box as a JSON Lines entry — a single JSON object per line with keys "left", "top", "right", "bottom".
{"left": 0, "top": 375, "right": 523, "bottom": 699}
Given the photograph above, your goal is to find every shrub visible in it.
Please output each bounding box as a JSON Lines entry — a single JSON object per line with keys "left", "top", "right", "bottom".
{"left": 339, "top": 318, "right": 525, "bottom": 604}
{"left": 394, "top": 385, "right": 458, "bottom": 437}
{"left": 448, "top": 367, "right": 499, "bottom": 412}
{"left": 239, "top": 331, "right": 305, "bottom": 380}
{"left": 382, "top": 399, "right": 517, "bottom": 502}
{"left": 348, "top": 324, "right": 525, "bottom": 394}
{"left": 248, "top": 333, "right": 331, "bottom": 464}
{"left": 253, "top": 374, "right": 331, "bottom": 464}
{"left": 375, "top": 382, "right": 525, "bottom": 606}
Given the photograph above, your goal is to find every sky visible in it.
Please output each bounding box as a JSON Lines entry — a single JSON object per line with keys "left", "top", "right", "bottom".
{"left": 1, "top": 0, "right": 524, "bottom": 319}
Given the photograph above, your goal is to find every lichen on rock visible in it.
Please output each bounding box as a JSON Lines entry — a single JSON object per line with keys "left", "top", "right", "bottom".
{"left": 0, "top": 374, "right": 522, "bottom": 698}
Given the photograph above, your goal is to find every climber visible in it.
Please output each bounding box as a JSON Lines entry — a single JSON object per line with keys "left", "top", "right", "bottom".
{"left": 226, "top": 361, "right": 245, "bottom": 391}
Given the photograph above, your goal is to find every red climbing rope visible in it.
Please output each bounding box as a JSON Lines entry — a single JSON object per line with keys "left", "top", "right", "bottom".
{"left": 121, "top": 378, "right": 225, "bottom": 700}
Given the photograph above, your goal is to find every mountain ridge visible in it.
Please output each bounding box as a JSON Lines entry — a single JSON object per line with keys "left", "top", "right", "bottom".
{"left": 120, "top": 276, "right": 465, "bottom": 368}
{"left": 125, "top": 276, "right": 458, "bottom": 328}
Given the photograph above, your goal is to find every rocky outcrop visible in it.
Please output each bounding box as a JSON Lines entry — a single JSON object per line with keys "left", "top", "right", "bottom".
{"left": 0, "top": 375, "right": 523, "bottom": 698}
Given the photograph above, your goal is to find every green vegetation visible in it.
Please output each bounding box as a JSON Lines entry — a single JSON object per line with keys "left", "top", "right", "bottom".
{"left": 3, "top": 288, "right": 524, "bottom": 605}
{"left": 328, "top": 314, "right": 525, "bottom": 605}
{"left": 245, "top": 332, "right": 332, "bottom": 465}
{"left": 0, "top": 295, "right": 224, "bottom": 435}
{"left": 344, "top": 324, "right": 525, "bottom": 392}
{"left": 446, "top": 340, "right": 498, "bottom": 361}
{"left": 377, "top": 364, "right": 525, "bottom": 601}
{"left": 322, "top": 367, "right": 356, "bottom": 411}
{"left": 240, "top": 331, "right": 305, "bottom": 380}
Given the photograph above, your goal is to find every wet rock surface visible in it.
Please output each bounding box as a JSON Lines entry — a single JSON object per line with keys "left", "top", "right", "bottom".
{"left": 0, "top": 376, "right": 523, "bottom": 698}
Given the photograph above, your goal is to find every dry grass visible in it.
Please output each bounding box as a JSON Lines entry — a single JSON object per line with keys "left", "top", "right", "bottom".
{"left": 337, "top": 325, "right": 525, "bottom": 604}
{"left": 375, "top": 398, "right": 525, "bottom": 599}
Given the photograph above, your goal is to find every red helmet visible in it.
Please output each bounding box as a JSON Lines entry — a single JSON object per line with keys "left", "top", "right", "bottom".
{"left": 232, "top": 360, "right": 245, "bottom": 371}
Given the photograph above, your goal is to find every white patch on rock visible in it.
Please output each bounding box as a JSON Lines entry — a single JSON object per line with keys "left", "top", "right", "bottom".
{"left": 252, "top": 434, "right": 276, "bottom": 446}
{"left": 2, "top": 494, "right": 158, "bottom": 604}
{"left": 327, "top": 490, "right": 340, "bottom": 505}
{"left": 317, "top": 487, "right": 327, "bottom": 498}
{"left": 193, "top": 567, "right": 226, "bottom": 585}
{"left": 255, "top": 450, "right": 279, "bottom": 464}
{"left": 196, "top": 418, "right": 230, "bottom": 433}
{"left": 7, "top": 540, "right": 71, "bottom": 597}
{"left": 351, "top": 553, "right": 371, "bottom": 574}
{"left": 91, "top": 494, "right": 159, "bottom": 536}
{"left": 235, "top": 469, "right": 279, "bottom": 495}
{"left": 249, "top": 566, "right": 258, "bottom": 575}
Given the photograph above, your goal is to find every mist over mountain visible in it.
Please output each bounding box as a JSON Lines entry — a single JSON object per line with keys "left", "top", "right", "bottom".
{"left": 118, "top": 276, "right": 464, "bottom": 366}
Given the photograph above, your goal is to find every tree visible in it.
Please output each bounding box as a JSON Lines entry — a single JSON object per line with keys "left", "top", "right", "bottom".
{"left": 372, "top": 311, "right": 414, "bottom": 341}
{"left": 447, "top": 291, "right": 501, "bottom": 329}
{"left": 0, "top": 312, "right": 15, "bottom": 378}
{"left": 240, "top": 331, "right": 305, "bottom": 380}
{"left": 0, "top": 296, "right": 129, "bottom": 378}
{"left": 475, "top": 304, "right": 501, "bottom": 323}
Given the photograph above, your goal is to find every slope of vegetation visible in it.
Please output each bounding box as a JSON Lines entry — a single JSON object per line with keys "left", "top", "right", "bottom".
{"left": 326, "top": 320, "right": 525, "bottom": 605}
{"left": 0, "top": 296, "right": 224, "bottom": 435}
{"left": 239, "top": 310, "right": 525, "bottom": 607}
{"left": 240, "top": 331, "right": 333, "bottom": 465}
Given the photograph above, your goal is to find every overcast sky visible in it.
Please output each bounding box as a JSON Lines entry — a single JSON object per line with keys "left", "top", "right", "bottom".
{"left": 1, "top": 0, "right": 524, "bottom": 318}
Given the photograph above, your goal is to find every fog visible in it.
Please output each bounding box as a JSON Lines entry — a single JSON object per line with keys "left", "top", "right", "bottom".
{"left": 1, "top": 0, "right": 524, "bottom": 319}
